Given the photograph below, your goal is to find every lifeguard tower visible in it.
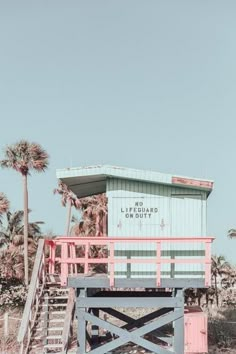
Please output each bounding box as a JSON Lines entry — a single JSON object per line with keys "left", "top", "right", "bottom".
{"left": 17, "top": 165, "right": 214, "bottom": 354}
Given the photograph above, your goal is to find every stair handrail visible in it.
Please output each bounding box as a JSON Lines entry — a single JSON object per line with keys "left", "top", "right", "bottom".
{"left": 17, "top": 238, "right": 46, "bottom": 353}
{"left": 62, "top": 288, "right": 75, "bottom": 352}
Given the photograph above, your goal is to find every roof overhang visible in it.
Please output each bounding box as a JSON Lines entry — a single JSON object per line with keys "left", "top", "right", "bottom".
{"left": 56, "top": 165, "right": 214, "bottom": 198}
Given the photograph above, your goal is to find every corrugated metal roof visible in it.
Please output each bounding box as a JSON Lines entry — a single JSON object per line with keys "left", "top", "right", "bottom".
{"left": 56, "top": 165, "right": 214, "bottom": 198}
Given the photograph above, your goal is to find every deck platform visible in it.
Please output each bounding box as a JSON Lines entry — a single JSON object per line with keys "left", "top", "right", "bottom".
{"left": 68, "top": 274, "right": 206, "bottom": 289}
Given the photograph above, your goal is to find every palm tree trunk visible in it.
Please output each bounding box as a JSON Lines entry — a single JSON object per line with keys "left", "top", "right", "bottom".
{"left": 95, "top": 214, "right": 100, "bottom": 236}
{"left": 102, "top": 213, "right": 107, "bottom": 236}
{"left": 206, "top": 291, "right": 209, "bottom": 307}
{"left": 23, "top": 174, "right": 29, "bottom": 285}
{"left": 66, "top": 200, "right": 72, "bottom": 236}
{"left": 215, "top": 274, "right": 219, "bottom": 306}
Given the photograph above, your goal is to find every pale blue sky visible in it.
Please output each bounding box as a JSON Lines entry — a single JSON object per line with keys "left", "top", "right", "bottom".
{"left": 0, "top": 1, "right": 236, "bottom": 263}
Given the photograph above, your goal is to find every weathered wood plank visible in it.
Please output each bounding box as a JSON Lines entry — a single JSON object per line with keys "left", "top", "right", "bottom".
{"left": 17, "top": 239, "right": 45, "bottom": 342}
{"left": 62, "top": 288, "right": 75, "bottom": 351}
{"left": 68, "top": 276, "right": 206, "bottom": 289}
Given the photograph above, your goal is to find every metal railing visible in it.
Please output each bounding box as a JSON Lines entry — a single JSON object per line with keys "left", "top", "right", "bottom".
{"left": 46, "top": 236, "right": 214, "bottom": 287}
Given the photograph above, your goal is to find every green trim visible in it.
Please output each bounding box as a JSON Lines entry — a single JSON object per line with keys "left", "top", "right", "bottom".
{"left": 114, "top": 271, "right": 205, "bottom": 276}
{"left": 114, "top": 250, "right": 205, "bottom": 257}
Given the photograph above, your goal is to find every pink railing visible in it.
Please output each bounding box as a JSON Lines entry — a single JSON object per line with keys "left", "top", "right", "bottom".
{"left": 46, "top": 237, "right": 214, "bottom": 288}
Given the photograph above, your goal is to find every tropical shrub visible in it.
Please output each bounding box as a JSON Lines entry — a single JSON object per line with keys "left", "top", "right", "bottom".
{"left": 0, "top": 278, "right": 27, "bottom": 308}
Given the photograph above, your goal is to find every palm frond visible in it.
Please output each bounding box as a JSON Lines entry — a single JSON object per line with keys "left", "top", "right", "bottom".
{"left": 1, "top": 140, "right": 49, "bottom": 176}
{"left": 0, "top": 193, "right": 10, "bottom": 216}
{"left": 54, "top": 181, "right": 81, "bottom": 208}
{"left": 228, "top": 229, "right": 236, "bottom": 239}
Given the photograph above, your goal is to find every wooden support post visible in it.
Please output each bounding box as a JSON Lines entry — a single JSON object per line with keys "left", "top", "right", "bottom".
{"left": 91, "top": 308, "right": 99, "bottom": 345}
{"left": 4, "top": 312, "right": 9, "bottom": 336}
{"left": 173, "top": 289, "right": 184, "bottom": 354}
{"left": 76, "top": 289, "right": 87, "bottom": 354}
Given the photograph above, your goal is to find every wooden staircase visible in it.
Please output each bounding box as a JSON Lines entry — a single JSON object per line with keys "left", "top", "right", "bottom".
{"left": 17, "top": 241, "right": 75, "bottom": 354}
{"left": 30, "top": 281, "right": 70, "bottom": 353}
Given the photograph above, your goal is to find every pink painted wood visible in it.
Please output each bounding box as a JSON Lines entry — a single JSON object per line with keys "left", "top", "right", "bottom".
{"left": 184, "top": 307, "right": 208, "bottom": 353}
{"left": 172, "top": 176, "right": 213, "bottom": 190}
{"left": 69, "top": 242, "right": 76, "bottom": 275}
{"left": 109, "top": 242, "right": 115, "bottom": 287}
{"left": 48, "top": 240, "right": 55, "bottom": 274}
{"left": 51, "top": 243, "right": 55, "bottom": 274}
{"left": 46, "top": 237, "right": 214, "bottom": 287}
{"left": 84, "top": 242, "right": 89, "bottom": 274}
{"left": 49, "top": 241, "right": 53, "bottom": 274}
{"left": 156, "top": 241, "right": 161, "bottom": 287}
{"left": 205, "top": 241, "right": 212, "bottom": 287}
{"left": 61, "top": 242, "right": 68, "bottom": 286}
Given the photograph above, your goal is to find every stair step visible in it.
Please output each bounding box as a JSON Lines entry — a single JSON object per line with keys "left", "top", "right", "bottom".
{"left": 47, "top": 274, "right": 61, "bottom": 280}
{"left": 30, "top": 344, "right": 43, "bottom": 349}
{"left": 44, "top": 343, "right": 64, "bottom": 349}
{"left": 36, "top": 318, "right": 65, "bottom": 324}
{"left": 40, "top": 303, "right": 67, "bottom": 307}
{"left": 40, "top": 311, "right": 66, "bottom": 315}
{"left": 31, "top": 343, "right": 63, "bottom": 349}
{"left": 44, "top": 287, "right": 69, "bottom": 292}
{"left": 44, "top": 296, "right": 69, "bottom": 300}
{"left": 34, "top": 334, "right": 62, "bottom": 340}
{"left": 35, "top": 326, "right": 64, "bottom": 332}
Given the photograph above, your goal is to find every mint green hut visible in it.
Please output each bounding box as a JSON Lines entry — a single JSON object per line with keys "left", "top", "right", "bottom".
{"left": 57, "top": 165, "right": 213, "bottom": 281}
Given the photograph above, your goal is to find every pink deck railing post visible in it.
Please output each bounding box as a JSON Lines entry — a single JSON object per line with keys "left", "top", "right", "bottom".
{"left": 61, "top": 242, "right": 68, "bottom": 286}
{"left": 71, "top": 242, "right": 77, "bottom": 275}
{"left": 51, "top": 242, "right": 55, "bottom": 274}
{"left": 205, "top": 241, "right": 212, "bottom": 287}
{"left": 109, "top": 241, "right": 115, "bottom": 287}
{"left": 48, "top": 241, "right": 55, "bottom": 274}
{"left": 156, "top": 241, "right": 161, "bottom": 287}
{"left": 84, "top": 242, "right": 89, "bottom": 275}
{"left": 49, "top": 241, "right": 52, "bottom": 274}
{"left": 69, "top": 242, "right": 76, "bottom": 275}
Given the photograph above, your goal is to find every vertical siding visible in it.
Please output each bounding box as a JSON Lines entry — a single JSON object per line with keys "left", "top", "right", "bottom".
{"left": 107, "top": 178, "right": 207, "bottom": 279}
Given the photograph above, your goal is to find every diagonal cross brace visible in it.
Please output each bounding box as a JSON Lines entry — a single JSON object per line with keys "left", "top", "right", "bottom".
{"left": 102, "top": 307, "right": 173, "bottom": 330}
{"left": 153, "top": 330, "right": 173, "bottom": 346}
{"left": 83, "top": 309, "right": 182, "bottom": 354}
{"left": 103, "top": 307, "right": 173, "bottom": 344}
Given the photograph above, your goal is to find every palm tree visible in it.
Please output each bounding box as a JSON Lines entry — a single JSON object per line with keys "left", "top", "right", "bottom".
{"left": 0, "top": 140, "right": 49, "bottom": 284}
{"left": 0, "top": 193, "right": 10, "bottom": 248}
{"left": 71, "top": 193, "right": 108, "bottom": 237}
{"left": 54, "top": 181, "right": 81, "bottom": 236}
{"left": 0, "top": 210, "right": 43, "bottom": 280}
{"left": 228, "top": 229, "right": 236, "bottom": 239}
{"left": 221, "top": 265, "right": 236, "bottom": 289}
{"left": 0, "top": 209, "right": 43, "bottom": 247}
{"left": 0, "top": 193, "right": 9, "bottom": 223}
{"left": 70, "top": 194, "right": 108, "bottom": 273}
{"left": 211, "top": 255, "right": 231, "bottom": 306}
